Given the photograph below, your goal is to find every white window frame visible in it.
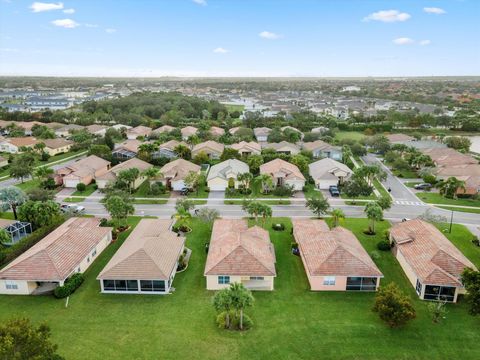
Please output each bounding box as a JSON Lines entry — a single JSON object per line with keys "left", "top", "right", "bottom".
{"left": 218, "top": 275, "right": 230, "bottom": 284}
{"left": 323, "top": 276, "right": 336, "bottom": 286}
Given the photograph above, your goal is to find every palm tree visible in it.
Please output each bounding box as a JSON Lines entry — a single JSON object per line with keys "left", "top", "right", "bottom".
{"left": 364, "top": 202, "right": 383, "bottom": 234}
{"left": 34, "top": 166, "right": 54, "bottom": 181}
{"left": 138, "top": 143, "right": 158, "bottom": 161}
{"left": 117, "top": 168, "right": 140, "bottom": 193}
{"left": 438, "top": 177, "right": 466, "bottom": 199}
{"left": 142, "top": 167, "right": 160, "bottom": 190}
{"left": 342, "top": 145, "right": 353, "bottom": 165}
{"left": 237, "top": 172, "right": 253, "bottom": 191}
{"left": 212, "top": 288, "right": 233, "bottom": 329}
{"left": 229, "top": 283, "right": 254, "bottom": 330}
{"left": 171, "top": 205, "right": 192, "bottom": 230}
{"left": 174, "top": 144, "right": 191, "bottom": 159}
{"left": 258, "top": 203, "right": 272, "bottom": 227}
{"left": 330, "top": 208, "right": 345, "bottom": 227}
{"left": 255, "top": 174, "right": 274, "bottom": 194}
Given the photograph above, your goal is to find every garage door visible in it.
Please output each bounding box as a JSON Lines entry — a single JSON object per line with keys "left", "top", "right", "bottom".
{"left": 209, "top": 183, "right": 227, "bottom": 191}
{"left": 318, "top": 180, "right": 338, "bottom": 190}
{"left": 64, "top": 179, "right": 79, "bottom": 188}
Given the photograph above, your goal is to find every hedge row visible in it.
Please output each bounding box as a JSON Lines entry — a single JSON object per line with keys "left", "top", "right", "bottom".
{"left": 0, "top": 218, "right": 65, "bottom": 268}
{"left": 54, "top": 273, "right": 84, "bottom": 298}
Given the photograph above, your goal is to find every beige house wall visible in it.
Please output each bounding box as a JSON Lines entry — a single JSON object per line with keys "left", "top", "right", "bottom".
{"left": 206, "top": 275, "right": 274, "bottom": 291}
{"left": 45, "top": 144, "right": 72, "bottom": 156}
{"left": 285, "top": 179, "right": 305, "bottom": 191}
{"left": 0, "top": 280, "right": 38, "bottom": 295}
{"left": 70, "top": 233, "right": 112, "bottom": 276}
{"left": 394, "top": 248, "right": 418, "bottom": 289}
{"left": 207, "top": 177, "right": 241, "bottom": 189}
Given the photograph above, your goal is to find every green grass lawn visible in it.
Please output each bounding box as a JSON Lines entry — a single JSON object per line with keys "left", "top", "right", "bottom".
{"left": 35, "top": 149, "right": 86, "bottom": 167}
{"left": 437, "top": 206, "right": 480, "bottom": 214}
{"left": 71, "top": 183, "right": 97, "bottom": 197}
{"left": 1, "top": 216, "right": 480, "bottom": 359}
{"left": 14, "top": 179, "right": 42, "bottom": 192}
{"left": 334, "top": 131, "right": 367, "bottom": 142}
{"left": 404, "top": 181, "right": 422, "bottom": 188}
{"left": 373, "top": 178, "right": 391, "bottom": 199}
{"left": 416, "top": 192, "right": 480, "bottom": 208}
{"left": 224, "top": 104, "right": 245, "bottom": 114}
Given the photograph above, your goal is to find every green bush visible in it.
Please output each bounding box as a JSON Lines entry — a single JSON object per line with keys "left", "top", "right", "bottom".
{"left": 370, "top": 250, "right": 381, "bottom": 260}
{"left": 54, "top": 273, "right": 84, "bottom": 298}
{"left": 377, "top": 240, "right": 392, "bottom": 251}
{"left": 272, "top": 185, "right": 294, "bottom": 197}
{"left": 149, "top": 182, "right": 166, "bottom": 195}
{"left": 76, "top": 183, "right": 86, "bottom": 192}
{"left": 216, "top": 311, "right": 253, "bottom": 330}
{"left": 0, "top": 218, "right": 65, "bottom": 268}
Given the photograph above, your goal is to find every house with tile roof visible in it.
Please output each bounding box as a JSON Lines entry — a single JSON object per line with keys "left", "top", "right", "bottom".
{"left": 253, "top": 127, "right": 271, "bottom": 142}
{"left": 302, "top": 140, "right": 342, "bottom": 160}
{"left": 152, "top": 140, "right": 189, "bottom": 159}
{"left": 207, "top": 159, "right": 249, "bottom": 191}
{"left": 156, "top": 158, "right": 201, "bottom": 191}
{"left": 96, "top": 157, "right": 152, "bottom": 189}
{"left": 229, "top": 141, "right": 261, "bottom": 156}
{"left": 309, "top": 158, "right": 353, "bottom": 189}
{"left": 55, "top": 155, "right": 111, "bottom": 188}
{"left": 152, "top": 125, "right": 175, "bottom": 135}
{"left": 293, "top": 219, "right": 383, "bottom": 291}
{"left": 263, "top": 141, "right": 301, "bottom": 155}
{"left": 54, "top": 124, "right": 85, "bottom": 138}
{"left": 386, "top": 133, "right": 415, "bottom": 144}
{"left": 0, "top": 217, "right": 112, "bottom": 295}
{"left": 97, "top": 219, "right": 185, "bottom": 295}
{"left": 0, "top": 137, "right": 38, "bottom": 153}
{"left": 204, "top": 219, "right": 276, "bottom": 291}
{"left": 126, "top": 125, "right": 152, "bottom": 140}
{"left": 260, "top": 158, "right": 305, "bottom": 191}
{"left": 390, "top": 219, "right": 477, "bottom": 302}
{"left": 112, "top": 139, "right": 143, "bottom": 160}
{"left": 180, "top": 126, "right": 198, "bottom": 140}
{"left": 209, "top": 126, "right": 225, "bottom": 137}
{"left": 41, "top": 138, "right": 73, "bottom": 156}
{"left": 191, "top": 140, "right": 224, "bottom": 159}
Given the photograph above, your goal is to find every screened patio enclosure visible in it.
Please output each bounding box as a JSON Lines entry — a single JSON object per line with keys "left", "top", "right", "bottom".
{"left": 346, "top": 277, "right": 379, "bottom": 291}
{"left": 1, "top": 221, "right": 32, "bottom": 245}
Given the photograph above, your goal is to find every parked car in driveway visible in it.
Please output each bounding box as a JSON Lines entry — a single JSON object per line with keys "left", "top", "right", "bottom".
{"left": 180, "top": 187, "right": 189, "bottom": 196}
{"left": 60, "top": 204, "right": 85, "bottom": 214}
{"left": 329, "top": 185, "right": 340, "bottom": 197}
{"left": 414, "top": 183, "right": 432, "bottom": 191}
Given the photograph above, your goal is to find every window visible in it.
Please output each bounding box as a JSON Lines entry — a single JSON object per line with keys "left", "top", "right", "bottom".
{"left": 250, "top": 277, "right": 264, "bottom": 281}
{"left": 92, "top": 248, "right": 97, "bottom": 257}
{"left": 87, "top": 257, "right": 90, "bottom": 263}
{"left": 323, "top": 276, "right": 336, "bottom": 286}
{"left": 127, "top": 280, "right": 138, "bottom": 291}
{"left": 416, "top": 279, "right": 422, "bottom": 295}
{"left": 218, "top": 276, "right": 230, "bottom": 284}
{"left": 424, "top": 285, "right": 456, "bottom": 302}
{"left": 114, "top": 280, "right": 127, "bottom": 291}
{"left": 5, "top": 281, "right": 18, "bottom": 290}
{"left": 140, "top": 280, "right": 153, "bottom": 292}
{"left": 103, "top": 280, "right": 115, "bottom": 291}
{"left": 346, "top": 277, "right": 377, "bottom": 291}
{"left": 140, "top": 280, "right": 166, "bottom": 292}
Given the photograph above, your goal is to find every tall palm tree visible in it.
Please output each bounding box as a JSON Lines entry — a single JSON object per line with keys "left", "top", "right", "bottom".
{"left": 34, "top": 166, "right": 54, "bottom": 181}
{"left": 330, "top": 208, "right": 345, "bottom": 227}
{"left": 212, "top": 288, "right": 233, "bottom": 329}
{"left": 229, "top": 283, "right": 254, "bottom": 330}
{"left": 255, "top": 174, "right": 274, "bottom": 194}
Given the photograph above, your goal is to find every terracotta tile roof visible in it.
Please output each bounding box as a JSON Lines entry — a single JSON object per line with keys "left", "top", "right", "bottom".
{"left": 0, "top": 218, "right": 112, "bottom": 281}
{"left": 421, "top": 148, "right": 477, "bottom": 167}
{"left": 386, "top": 133, "right": 415, "bottom": 143}
{"left": 260, "top": 158, "right": 305, "bottom": 181}
{"left": 58, "top": 155, "right": 110, "bottom": 178}
{"left": 114, "top": 139, "right": 142, "bottom": 153}
{"left": 302, "top": 140, "right": 339, "bottom": 152}
{"left": 97, "top": 157, "right": 152, "bottom": 181}
{"left": 390, "top": 219, "right": 477, "bottom": 287}
{"left": 181, "top": 126, "right": 198, "bottom": 137}
{"left": 159, "top": 158, "right": 200, "bottom": 181}
{"left": 309, "top": 158, "right": 353, "bottom": 181}
{"left": 127, "top": 125, "right": 152, "bottom": 137}
{"left": 209, "top": 126, "right": 225, "bottom": 137}
{"left": 97, "top": 219, "right": 184, "bottom": 280}
{"left": 253, "top": 127, "right": 271, "bottom": 136}
{"left": 263, "top": 141, "right": 300, "bottom": 153}
{"left": 41, "top": 138, "right": 73, "bottom": 149}
{"left": 86, "top": 124, "right": 107, "bottom": 133}
{"left": 3, "top": 137, "right": 38, "bottom": 147}
{"left": 293, "top": 219, "right": 383, "bottom": 277}
{"left": 159, "top": 140, "right": 188, "bottom": 151}
{"left": 192, "top": 140, "right": 224, "bottom": 155}
{"left": 0, "top": 219, "right": 17, "bottom": 228}
{"left": 229, "top": 126, "right": 240, "bottom": 135}
{"left": 230, "top": 141, "right": 261, "bottom": 153}
{"left": 153, "top": 125, "right": 175, "bottom": 134}
{"left": 204, "top": 219, "right": 276, "bottom": 276}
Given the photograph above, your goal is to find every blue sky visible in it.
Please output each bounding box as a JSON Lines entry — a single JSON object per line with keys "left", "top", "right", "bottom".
{"left": 0, "top": 0, "right": 478, "bottom": 77}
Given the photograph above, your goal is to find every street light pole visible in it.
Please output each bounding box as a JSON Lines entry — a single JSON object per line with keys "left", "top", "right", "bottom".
{"left": 449, "top": 209, "right": 454, "bottom": 233}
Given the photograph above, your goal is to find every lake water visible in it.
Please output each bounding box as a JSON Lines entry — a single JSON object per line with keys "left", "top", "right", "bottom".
{"left": 469, "top": 136, "right": 480, "bottom": 154}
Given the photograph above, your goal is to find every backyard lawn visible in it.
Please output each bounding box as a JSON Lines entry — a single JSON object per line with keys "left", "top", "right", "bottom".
{"left": 416, "top": 192, "right": 480, "bottom": 208}
{"left": 1, "top": 216, "right": 480, "bottom": 359}
{"left": 334, "top": 131, "right": 367, "bottom": 142}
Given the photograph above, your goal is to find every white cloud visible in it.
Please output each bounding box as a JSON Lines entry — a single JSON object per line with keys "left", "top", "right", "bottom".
{"left": 51, "top": 18, "right": 79, "bottom": 28}
{"left": 30, "top": 2, "right": 64, "bottom": 12}
{"left": 63, "top": 8, "right": 75, "bottom": 14}
{"left": 363, "top": 10, "right": 411, "bottom": 22}
{"left": 213, "top": 47, "right": 229, "bottom": 54}
{"left": 84, "top": 23, "right": 99, "bottom": 28}
{"left": 419, "top": 39, "right": 431, "bottom": 46}
{"left": 105, "top": 28, "right": 117, "bottom": 34}
{"left": 192, "top": 0, "right": 207, "bottom": 5}
{"left": 259, "top": 31, "right": 281, "bottom": 40}
{"left": 424, "top": 7, "right": 446, "bottom": 15}
{"left": 393, "top": 37, "right": 415, "bottom": 45}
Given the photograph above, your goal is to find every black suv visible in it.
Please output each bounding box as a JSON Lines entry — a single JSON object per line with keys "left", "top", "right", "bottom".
{"left": 329, "top": 185, "right": 340, "bottom": 197}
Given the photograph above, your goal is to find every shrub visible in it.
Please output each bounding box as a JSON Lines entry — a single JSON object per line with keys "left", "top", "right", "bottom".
{"left": 216, "top": 311, "right": 253, "bottom": 330}
{"left": 272, "top": 185, "right": 294, "bottom": 197}
{"left": 272, "top": 223, "right": 285, "bottom": 231}
{"left": 149, "top": 182, "right": 166, "bottom": 195}
{"left": 377, "top": 240, "right": 392, "bottom": 251}
{"left": 472, "top": 237, "right": 480, "bottom": 247}
{"left": 290, "top": 241, "right": 298, "bottom": 250}
{"left": 54, "top": 273, "right": 84, "bottom": 298}
{"left": 370, "top": 250, "right": 381, "bottom": 260}
{"left": 99, "top": 218, "right": 114, "bottom": 227}
{"left": 373, "top": 283, "right": 416, "bottom": 328}
{"left": 76, "top": 183, "right": 86, "bottom": 192}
